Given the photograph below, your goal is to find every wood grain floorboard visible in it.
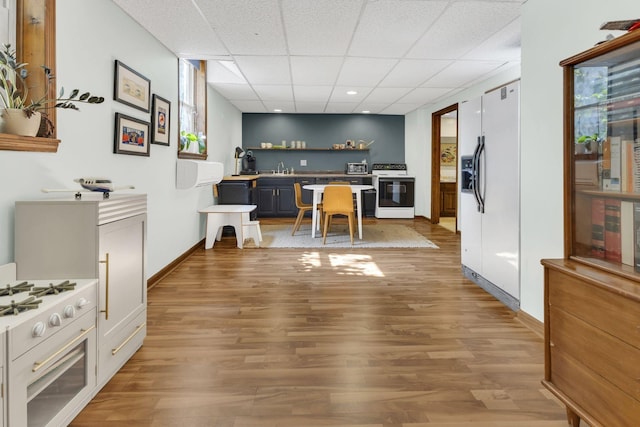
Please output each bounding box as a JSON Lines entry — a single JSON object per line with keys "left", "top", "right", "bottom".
{"left": 71, "top": 217, "right": 572, "bottom": 427}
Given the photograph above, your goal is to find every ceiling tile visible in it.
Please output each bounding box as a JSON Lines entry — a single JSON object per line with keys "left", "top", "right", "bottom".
{"left": 234, "top": 56, "right": 291, "bottom": 85}
{"left": 113, "top": 0, "right": 229, "bottom": 57}
{"left": 335, "top": 57, "right": 399, "bottom": 87}
{"left": 349, "top": 0, "right": 449, "bottom": 58}
{"left": 293, "top": 86, "right": 334, "bottom": 103}
{"left": 408, "top": 1, "right": 521, "bottom": 60}
{"left": 422, "top": 60, "right": 506, "bottom": 88}
{"left": 283, "top": 0, "right": 364, "bottom": 56}
{"left": 231, "top": 100, "right": 268, "bottom": 112}
{"left": 290, "top": 57, "right": 344, "bottom": 85}
{"left": 294, "top": 102, "right": 329, "bottom": 113}
{"left": 379, "top": 59, "right": 452, "bottom": 87}
{"left": 210, "top": 83, "right": 258, "bottom": 101}
{"left": 252, "top": 85, "right": 294, "bottom": 101}
{"left": 197, "top": 0, "right": 287, "bottom": 55}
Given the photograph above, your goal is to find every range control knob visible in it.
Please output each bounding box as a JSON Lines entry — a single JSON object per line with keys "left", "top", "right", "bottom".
{"left": 49, "top": 313, "right": 62, "bottom": 327}
{"left": 76, "top": 297, "right": 90, "bottom": 309}
{"left": 63, "top": 305, "right": 76, "bottom": 318}
{"left": 32, "top": 322, "right": 46, "bottom": 338}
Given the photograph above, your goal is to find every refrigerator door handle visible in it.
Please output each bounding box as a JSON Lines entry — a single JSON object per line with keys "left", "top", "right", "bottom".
{"left": 476, "top": 136, "right": 486, "bottom": 213}
{"left": 471, "top": 137, "right": 482, "bottom": 212}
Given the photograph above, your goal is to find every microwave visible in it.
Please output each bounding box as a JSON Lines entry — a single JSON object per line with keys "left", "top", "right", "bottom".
{"left": 346, "top": 162, "right": 368, "bottom": 174}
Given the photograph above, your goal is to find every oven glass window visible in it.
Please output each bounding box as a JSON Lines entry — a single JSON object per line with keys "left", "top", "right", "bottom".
{"left": 378, "top": 179, "right": 415, "bottom": 207}
{"left": 27, "top": 342, "right": 87, "bottom": 427}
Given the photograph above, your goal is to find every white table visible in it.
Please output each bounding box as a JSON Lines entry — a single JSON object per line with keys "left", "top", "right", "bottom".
{"left": 302, "top": 184, "right": 374, "bottom": 239}
{"left": 198, "top": 205, "right": 257, "bottom": 249}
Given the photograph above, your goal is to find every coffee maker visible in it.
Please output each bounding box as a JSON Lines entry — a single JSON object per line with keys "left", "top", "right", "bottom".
{"left": 241, "top": 150, "right": 257, "bottom": 174}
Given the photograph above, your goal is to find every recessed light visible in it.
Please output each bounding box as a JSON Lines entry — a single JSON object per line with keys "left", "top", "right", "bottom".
{"left": 346, "top": 90, "right": 358, "bottom": 95}
{"left": 274, "top": 109, "right": 282, "bottom": 113}
{"left": 362, "top": 110, "right": 370, "bottom": 114}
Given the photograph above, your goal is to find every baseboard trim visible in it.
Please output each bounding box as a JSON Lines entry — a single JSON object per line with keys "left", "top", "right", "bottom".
{"left": 146, "top": 239, "right": 204, "bottom": 290}
{"left": 516, "top": 309, "right": 544, "bottom": 339}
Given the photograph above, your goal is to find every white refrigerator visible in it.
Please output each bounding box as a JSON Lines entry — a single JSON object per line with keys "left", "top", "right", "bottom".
{"left": 458, "top": 80, "right": 520, "bottom": 309}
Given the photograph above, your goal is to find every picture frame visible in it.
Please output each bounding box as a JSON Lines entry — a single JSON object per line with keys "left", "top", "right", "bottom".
{"left": 151, "top": 94, "right": 170, "bottom": 146}
{"left": 114, "top": 113, "right": 150, "bottom": 156}
{"left": 440, "top": 142, "right": 457, "bottom": 166}
{"left": 114, "top": 60, "right": 151, "bottom": 112}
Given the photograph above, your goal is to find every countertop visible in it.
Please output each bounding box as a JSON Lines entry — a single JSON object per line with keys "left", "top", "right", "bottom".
{"left": 222, "top": 172, "right": 372, "bottom": 180}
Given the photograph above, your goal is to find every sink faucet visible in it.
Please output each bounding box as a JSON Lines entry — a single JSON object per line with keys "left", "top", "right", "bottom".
{"left": 277, "top": 161, "right": 285, "bottom": 174}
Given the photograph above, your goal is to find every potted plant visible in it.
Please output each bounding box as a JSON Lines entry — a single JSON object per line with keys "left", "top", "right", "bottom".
{"left": 180, "top": 130, "right": 206, "bottom": 154}
{"left": 575, "top": 133, "right": 600, "bottom": 154}
{"left": 0, "top": 44, "right": 104, "bottom": 137}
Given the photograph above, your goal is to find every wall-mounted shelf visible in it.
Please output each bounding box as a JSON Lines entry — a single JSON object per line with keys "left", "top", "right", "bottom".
{"left": 247, "top": 147, "right": 369, "bottom": 152}
{"left": 0, "top": 134, "right": 61, "bottom": 152}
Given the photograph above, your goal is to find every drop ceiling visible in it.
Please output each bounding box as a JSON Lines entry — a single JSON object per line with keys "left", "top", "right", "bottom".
{"left": 112, "top": 0, "right": 523, "bottom": 115}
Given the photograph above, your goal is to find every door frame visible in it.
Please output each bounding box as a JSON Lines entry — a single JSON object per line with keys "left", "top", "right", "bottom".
{"left": 430, "top": 103, "right": 458, "bottom": 225}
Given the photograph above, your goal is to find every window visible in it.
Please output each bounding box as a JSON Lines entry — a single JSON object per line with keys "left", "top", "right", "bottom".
{"left": 178, "top": 59, "right": 207, "bottom": 159}
{"left": 0, "top": 0, "right": 58, "bottom": 152}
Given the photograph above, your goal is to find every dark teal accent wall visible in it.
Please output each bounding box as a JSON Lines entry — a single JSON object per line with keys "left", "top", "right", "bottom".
{"left": 242, "top": 113, "right": 405, "bottom": 173}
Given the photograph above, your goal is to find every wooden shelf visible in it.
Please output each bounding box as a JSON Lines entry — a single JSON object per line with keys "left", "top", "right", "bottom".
{"left": 247, "top": 147, "right": 369, "bottom": 152}
{"left": 0, "top": 133, "right": 61, "bottom": 152}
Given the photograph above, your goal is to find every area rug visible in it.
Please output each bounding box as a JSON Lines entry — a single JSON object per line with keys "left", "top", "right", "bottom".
{"left": 247, "top": 224, "right": 439, "bottom": 249}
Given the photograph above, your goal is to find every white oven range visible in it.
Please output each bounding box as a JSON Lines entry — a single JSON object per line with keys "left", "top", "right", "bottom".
{"left": 371, "top": 163, "right": 416, "bottom": 219}
{"left": 0, "top": 263, "right": 97, "bottom": 427}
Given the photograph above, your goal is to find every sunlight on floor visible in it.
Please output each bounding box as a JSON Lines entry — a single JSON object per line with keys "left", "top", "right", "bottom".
{"left": 329, "top": 253, "right": 384, "bottom": 277}
{"left": 299, "top": 252, "right": 385, "bottom": 277}
{"left": 439, "top": 217, "right": 456, "bottom": 233}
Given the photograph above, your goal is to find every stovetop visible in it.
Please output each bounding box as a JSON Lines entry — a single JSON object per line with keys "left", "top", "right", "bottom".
{"left": 0, "top": 278, "right": 98, "bottom": 329}
{"left": 371, "top": 163, "right": 410, "bottom": 176}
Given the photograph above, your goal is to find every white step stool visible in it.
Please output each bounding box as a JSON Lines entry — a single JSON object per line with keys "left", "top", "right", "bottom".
{"left": 242, "top": 220, "right": 262, "bottom": 248}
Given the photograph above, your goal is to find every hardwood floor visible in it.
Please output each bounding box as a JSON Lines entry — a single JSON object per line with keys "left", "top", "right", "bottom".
{"left": 71, "top": 217, "right": 570, "bottom": 427}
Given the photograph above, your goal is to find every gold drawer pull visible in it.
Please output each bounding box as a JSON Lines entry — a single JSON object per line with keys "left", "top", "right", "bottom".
{"left": 112, "top": 322, "right": 146, "bottom": 356}
{"left": 33, "top": 325, "right": 95, "bottom": 372}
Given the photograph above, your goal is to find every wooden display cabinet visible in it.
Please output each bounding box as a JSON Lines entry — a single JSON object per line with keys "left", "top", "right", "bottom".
{"left": 541, "top": 30, "right": 640, "bottom": 426}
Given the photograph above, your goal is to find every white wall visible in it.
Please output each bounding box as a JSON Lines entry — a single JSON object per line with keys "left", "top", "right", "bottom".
{"left": 406, "top": 0, "right": 638, "bottom": 321}
{"left": 0, "top": 0, "right": 242, "bottom": 277}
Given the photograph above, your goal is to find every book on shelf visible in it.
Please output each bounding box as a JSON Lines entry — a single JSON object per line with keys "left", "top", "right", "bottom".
{"left": 604, "top": 198, "right": 622, "bottom": 262}
{"left": 601, "top": 138, "right": 611, "bottom": 190}
{"left": 591, "top": 197, "right": 605, "bottom": 259}
{"left": 635, "top": 202, "right": 640, "bottom": 273}
{"left": 609, "top": 136, "right": 621, "bottom": 191}
{"left": 635, "top": 142, "right": 640, "bottom": 193}
{"left": 621, "top": 140, "right": 634, "bottom": 192}
{"left": 621, "top": 201, "right": 634, "bottom": 266}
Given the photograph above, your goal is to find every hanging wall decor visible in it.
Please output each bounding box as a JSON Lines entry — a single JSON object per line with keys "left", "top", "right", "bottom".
{"left": 151, "top": 94, "right": 170, "bottom": 146}
{"left": 114, "top": 60, "right": 150, "bottom": 112}
{"left": 114, "top": 112, "right": 150, "bottom": 156}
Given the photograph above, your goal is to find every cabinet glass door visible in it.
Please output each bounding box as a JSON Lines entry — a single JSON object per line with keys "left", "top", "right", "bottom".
{"left": 565, "top": 34, "right": 640, "bottom": 275}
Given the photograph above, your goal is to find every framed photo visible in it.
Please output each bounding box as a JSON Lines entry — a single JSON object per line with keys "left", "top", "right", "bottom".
{"left": 440, "top": 142, "right": 457, "bottom": 166}
{"left": 114, "top": 60, "right": 151, "bottom": 112}
{"left": 151, "top": 94, "right": 170, "bottom": 146}
{"left": 114, "top": 113, "right": 150, "bottom": 156}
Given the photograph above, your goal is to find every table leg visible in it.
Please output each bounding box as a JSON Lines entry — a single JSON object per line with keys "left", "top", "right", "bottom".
{"left": 356, "top": 192, "right": 363, "bottom": 239}
{"left": 311, "top": 190, "right": 320, "bottom": 238}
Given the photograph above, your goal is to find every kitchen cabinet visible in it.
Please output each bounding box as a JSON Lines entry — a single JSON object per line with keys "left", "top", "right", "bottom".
{"left": 14, "top": 194, "right": 147, "bottom": 391}
{"left": 440, "top": 182, "right": 457, "bottom": 217}
{"left": 216, "top": 178, "right": 258, "bottom": 220}
{"left": 541, "top": 30, "right": 640, "bottom": 427}
{"left": 257, "top": 178, "right": 296, "bottom": 217}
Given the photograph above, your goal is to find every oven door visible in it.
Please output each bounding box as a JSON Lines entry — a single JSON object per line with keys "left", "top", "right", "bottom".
{"left": 8, "top": 309, "right": 97, "bottom": 427}
{"left": 377, "top": 177, "right": 415, "bottom": 207}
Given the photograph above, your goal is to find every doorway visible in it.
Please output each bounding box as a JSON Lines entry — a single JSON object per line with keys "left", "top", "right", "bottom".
{"left": 430, "top": 104, "right": 458, "bottom": 231}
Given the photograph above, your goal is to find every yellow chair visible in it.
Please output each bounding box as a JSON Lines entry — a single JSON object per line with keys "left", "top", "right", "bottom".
{"left": 292, "top": 182, "right": 323, "bottom": 235}
{"left": 322, "top": 185, "right": 355, "bottom": 245}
